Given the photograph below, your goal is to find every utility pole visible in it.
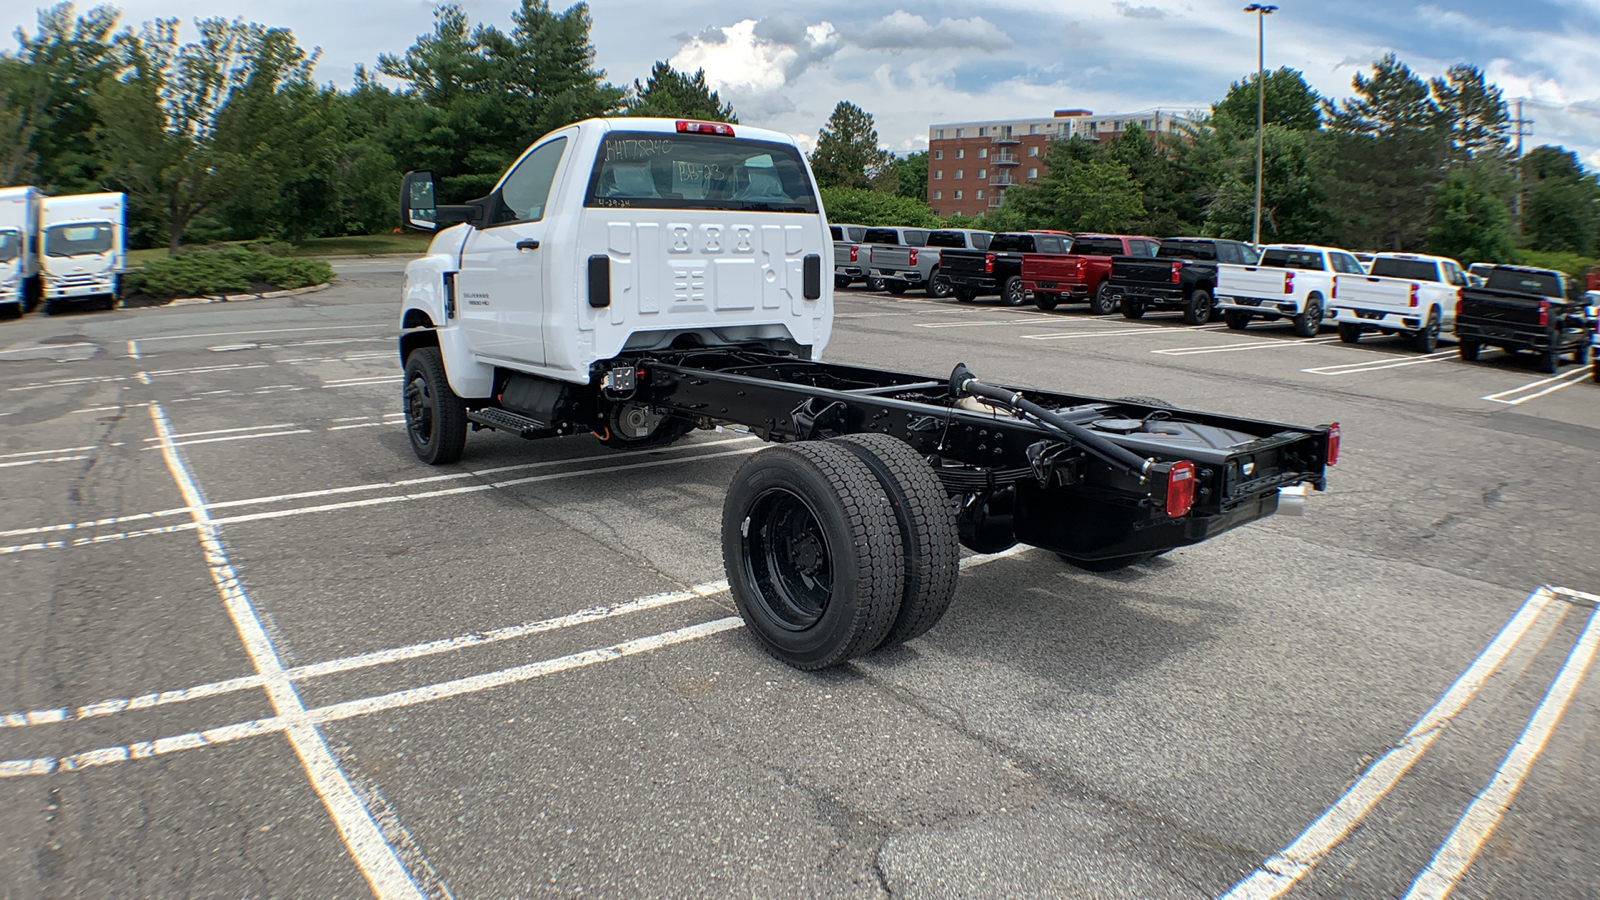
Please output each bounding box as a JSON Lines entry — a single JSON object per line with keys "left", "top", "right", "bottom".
{"left": 1244, "top": 4, "right": 1277, "bottom": 248}
{"left": 1510, "top": 98, "right": 1534, "bottom": 238}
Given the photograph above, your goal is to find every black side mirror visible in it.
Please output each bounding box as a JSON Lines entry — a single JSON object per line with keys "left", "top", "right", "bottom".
{"left": 399, "top": 170, "right": 478, "bottom": 232}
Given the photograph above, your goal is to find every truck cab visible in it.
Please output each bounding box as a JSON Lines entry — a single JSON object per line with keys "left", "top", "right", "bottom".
{"left": 0, "top": 186, "right": 43, "bottom": 318}
{"left": 39, "top": 192, "right": 125, "bottom": 314}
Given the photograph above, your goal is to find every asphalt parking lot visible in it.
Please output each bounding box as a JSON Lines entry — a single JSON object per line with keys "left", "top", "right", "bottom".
{"left": 2, "top": 262, "right": 1598, "bottom": 899}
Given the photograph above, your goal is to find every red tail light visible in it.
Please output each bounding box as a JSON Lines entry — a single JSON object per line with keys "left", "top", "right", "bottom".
{"left": 1332, "top": 275, "right": 1338, "bottom": 300}
{"left": 1166, "top": 461, "right": 1196, "bottom": 519}
{"left": 1170, "top": 262, "right": 1182, "bottom": 283}
{"left": 1538, "top": 301, "right": 1549, "bottom": 327}
{"left": 677, "top": 120, "right": 734, "bottom": 136}
{"left": 1409, "top": 284, "right": 1419, "bottom": 308}
{"left": 985, "top": 253, "right": 995, "bottom": 274}
{"left": 1326, "top": 423, "right": 1341, "bottom": 466}
{"left": 909, "top": 248, "right": 918, "bottom": 266}
{"left": 1284, "top": 271, "right": 1295, "bottom": 294}
{"left": 1075, "top": 259, "right": 1085, "bottom": 275}
{"left": 850, "top": 245, "right": 858, "bottom": 263}
{"left": 1456, "top": 298, "right": 1464, "bottom": 319}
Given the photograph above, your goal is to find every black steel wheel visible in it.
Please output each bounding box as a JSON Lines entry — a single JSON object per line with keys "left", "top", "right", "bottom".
{"left": 1459, "top": 340, "right": 1480, "bottom": 361}
{"left": 1183, "top": 288, "right": 1214, "bottom": 325}
{"left": 1090, "top": 282, "right": 1117, "bottom": 316}
{"left": 928, "top": 270, "right": 953, "bottom": 298}
{"left": 1292, "top": 296, "right": 1322, "bottom": 337}
{"left": 403, "top": 346, "right": 467, "bottom": 465}
{"left": 1224, "top": 310, "right": 1252, "bottom": 331}
{"left": 1121, "top": 298, "right": 1145, "bottom": 320}
{"left": 1002, "top": 276, "right": 1027, "bottom": 307}
{"left": 722, "top": 442, "right": 904, "bottom": 669}
{"left": 1413, "top": 307, "right": 1440, "bottom": 353}
{"left": 1035, "top": 291, "right": 1060, "bottom": 311}
{"left": 832, "top": 434, "right": 961, "bottom": 649}
{"left": 1338, "top": 322, "right": 1363, "bottom": 344}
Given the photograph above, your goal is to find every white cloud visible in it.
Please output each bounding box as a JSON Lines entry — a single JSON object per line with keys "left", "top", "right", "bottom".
{"left": 854, "top": 11, "right": 1012, "bottom": 52}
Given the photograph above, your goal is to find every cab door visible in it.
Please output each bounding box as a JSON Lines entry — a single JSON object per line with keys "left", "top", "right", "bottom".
{"left": 455, "top": 136, "right": 570, "bottom": 367}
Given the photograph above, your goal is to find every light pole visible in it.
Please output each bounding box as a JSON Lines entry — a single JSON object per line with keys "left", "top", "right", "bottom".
{"left": 1244, "top": 3, "right": 1276, "bottom": 248}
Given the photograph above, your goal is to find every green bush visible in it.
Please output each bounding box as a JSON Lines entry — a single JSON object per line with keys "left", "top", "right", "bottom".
{"left": 127, "top": 248, "right": 335, "bottom": 299}
{"left": 820, "top": 187, "right": 942, "bottom": 228}
{"left": 1512, "top": 249, "right": 1598, "bottom": 282}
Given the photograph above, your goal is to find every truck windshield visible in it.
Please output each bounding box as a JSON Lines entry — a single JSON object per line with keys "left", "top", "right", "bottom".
{"left": 862, "top": 229, "right": 900, "bottom": 245}
{"left": 0, "top": 229, "right": 19, "bottom": 263}
{"left": 1260, "top": 249, "right": 1326, "bottom": 271}
{"left": 1369, "top": 258, "right": 1438, "bottom": 281}
{"left": 1485, "top": 269, "right": 1563, "bottom": 298}
{"left": 585, "top": 132, "right": 818, "bottom": 213}
{"left": 45, "top": 223, "right": 114, "bottom": 257}
{"left": 925, "top": 231, "right": 971, "bottom": 249}
{"left": 1073, "top": 238, "right": 1124, "bottom": 256}
{"left": 1157, "top": 241, "right": 1216, "bottom": 261}
{"left": 988, "top": 234, "right": 1036, "bottom": 253}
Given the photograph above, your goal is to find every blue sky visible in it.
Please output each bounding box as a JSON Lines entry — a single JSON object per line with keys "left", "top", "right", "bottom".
{"left": 6, "top": 1, "right": 1598, "bottom": 167}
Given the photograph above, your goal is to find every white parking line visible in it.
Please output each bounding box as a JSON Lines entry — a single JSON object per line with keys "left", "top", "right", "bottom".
{"left": 0, "top": 444, "right": 117, "bottom": 460}
{"left": 1222, "top": 586, "right": 1558, "bottom": 900}
{"left": 916, "top": 318, "right": 1051, "bottom": 329}
{"left": 0, "top": 454, "right": 92, "bottom": 469}
{"left": 1154, "top": 337, "right": 1339, "bottom": 356}
{"left": 1404, "top": 603, "right": 1600, "bottom": 900}
{"left": 1481, "top": 367, "right": 1591, "bottom": 406}
{"left": 1303, "top": 351, "right": 1455, "bottom": 376}
{"left": 133, "top": 324, "right": 386, "bottom": 343}
{"left": 144, "top": 424, "right": 299, "bottom": 442}
{"left": 325, "top": 376, "right": 400, "bottom": 388}
{"left": 1022, "top": 328, "right": 1161, "bottom": 341}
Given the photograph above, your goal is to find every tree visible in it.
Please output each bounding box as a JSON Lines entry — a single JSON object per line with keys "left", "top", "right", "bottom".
{"left": 1104, "top": 124, "right": 1197, "bottom": 236}
{"left": 5, "top": 3, "right": 126, "bottom": 193}
{"left": 887, "top": 150, "right": 927, "bottom": 199}
{"left": 819, "top": 186, "right": 940, "bottom": 227}
{"left": 1430, "top": 64, "right": 1509, "bottom": 165}
{"left": 1426, "top": 163, "right": 1514, "bottom": 264}
{"left": 1324, "top": 54, "right": 1450, "bottom": 251}
{"left": 624, "top": 62, "right": 734, "bottom": 121}
{"left": 1005, "top": 151, "right": 1145, "bottom": 234}
{"left": 809, "top": 101, "right": 893, "bottom": 190}
{"left": 1521, "top": 147, "right": 1600, "bottom": 255}
{"left": 1211, "top": 67, "right": 1322, "bottom": 140}
{"left": 1205, "top": 125, "right": 1332, "bottom": 243}
{"left": 0, "top": 59, "right": 38, "bottom": 184}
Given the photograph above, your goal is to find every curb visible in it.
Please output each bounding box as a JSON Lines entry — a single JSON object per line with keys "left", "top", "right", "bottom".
{"left": 164, "top": 282, "right": 332, "bottom": 307}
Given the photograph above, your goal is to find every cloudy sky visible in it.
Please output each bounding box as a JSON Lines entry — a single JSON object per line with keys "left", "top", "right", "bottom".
{"left": 6, "top": 1, "right": 1599, "bottom": 167}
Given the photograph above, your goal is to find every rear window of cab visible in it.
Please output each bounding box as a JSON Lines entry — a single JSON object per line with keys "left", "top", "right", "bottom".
{"left": 585, "top": 131, "right": 818, "bottom": 213}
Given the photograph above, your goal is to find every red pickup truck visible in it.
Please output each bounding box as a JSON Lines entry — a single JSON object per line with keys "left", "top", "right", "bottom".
{"left": 1022, "top": 234, "right": 1161, "bottom": 314}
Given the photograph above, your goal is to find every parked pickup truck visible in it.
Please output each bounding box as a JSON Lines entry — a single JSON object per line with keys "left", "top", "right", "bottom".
{"left": 393, "top": 116, "right": 1337, "bottom": 670}
{"left": 855, "top": 227, "right": 929, "bottom": 293}
{"left": 1216, "top": 244, "right": 1366, "bottom": 337}
{"left": 871, "top": 227, "right": 992, "bottom": 297}
{"left": 831, "top": 223, "right": 869, "bottom": 289}
{"left": 1456, "top": 265, "right": 1594, "bottom": 373}
{"left": 1331, "top": 253, "right": 1468, "bottom": 352}
{"left": 1108, "top": 237, "right": 1258, "bottom": 324}
{"left": 1022, "top": 233, "right": 1159, "bottom": 314}
{"left": 942, "top": 231, "right": 1073, "bottom": 305}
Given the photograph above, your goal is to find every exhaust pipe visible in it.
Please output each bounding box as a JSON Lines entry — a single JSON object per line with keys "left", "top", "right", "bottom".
{"left": 1277, "top": 483, "right": 1307, "bottom": 517}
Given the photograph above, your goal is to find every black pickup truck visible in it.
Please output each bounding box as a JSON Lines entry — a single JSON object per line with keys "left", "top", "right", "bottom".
{"left": 1108, "top": 237, "right": 1258, "bottom": 325}
{"left": 941, "top": 231, "right": 1072, "bottom": 306}
{"left": 1456, "top": 265, "right": 1595, "bottom": 373}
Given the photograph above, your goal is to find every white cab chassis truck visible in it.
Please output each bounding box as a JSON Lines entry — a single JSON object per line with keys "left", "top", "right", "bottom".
{"left": 1329, "top": 253, "right": 1468, "bottom": 353}
{"left": 396, "top": 117, "right": 1337, "bottom": 669}
{"left": 0, "top": 186, "right": 44, "bottom": 318}
{"left": 1215, "top": 245, "right": 1366, "bottom": 337}
{"left": 40, "top": 192, "right": 125, "bottom": 314}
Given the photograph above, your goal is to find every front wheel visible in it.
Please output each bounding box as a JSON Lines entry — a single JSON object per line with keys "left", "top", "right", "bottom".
{"left": 722, "top": 442, "right": 905, "bottom": 670}
{"left": 1090, "top": 282, "right": 1117, "bottom": 316}
{"left": 1002, "top": 276, "right": 1026, "bottom": 307}
{"left": 1035, "top": 291, "right": 1060, "bottom": 312}
{"left": 1458, "top": 340, "right": 1480, "bottom": 361}
{"left": 1223, "top": 310, "right": 1251, "bottom": 331}
{"left": 1338, "top": 322, "right": 1363, "bottom": 344}
{"left": 1292, "top": 297, "right": 1322, "bottom": 338}
{"left": 1412, "top": 307, "right": 1440, "bottom": 353}
{"left": 403, "top": 346, "right": 468, "bottom": 465}
{"left": 1182, "top": 288, "right": 1213, "bottom": 325}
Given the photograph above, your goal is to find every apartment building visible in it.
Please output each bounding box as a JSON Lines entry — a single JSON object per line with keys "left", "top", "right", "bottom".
{"left": 926, "top": 108, "right": 1189, "bottom": 217}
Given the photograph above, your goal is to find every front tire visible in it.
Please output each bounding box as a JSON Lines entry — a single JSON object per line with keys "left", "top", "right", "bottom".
{"left": 403, "top": 346, "right": 467, "bottom": 465}
{"left": 1412, "top": 307, "right": 1440, "bottom": 353}
{"left": 832, "top": 434, "right": 961, "bottom": 649}
{"left": 1002, "top": 276, "right": 1026, "bottom": 307}
{"left": 1292, "top": 296, "right": 1322, "bottom": 338}
{"left": 722, "top": 442, "right": 905, "bottom": 670}
{"left": 1182, "top": 288, "right": 1213, "bottom": 325}
{"left": 1090, "top": 282, "right": 1117, "bottom": 316}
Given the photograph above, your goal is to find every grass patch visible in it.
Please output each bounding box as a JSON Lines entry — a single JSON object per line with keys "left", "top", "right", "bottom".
{"left": 281, "top": 232, "right": 433, "bottom": 257}
{"left": 124, "top": 247, "right": 335, "bottom": 300}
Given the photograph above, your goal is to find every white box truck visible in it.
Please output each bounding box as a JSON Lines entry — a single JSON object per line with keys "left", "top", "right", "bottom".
{"left": 40, "top": 192, "right": 125, "bottom": 314}
{"left": 0, "top": 186, "right": 43, "bottom": 318}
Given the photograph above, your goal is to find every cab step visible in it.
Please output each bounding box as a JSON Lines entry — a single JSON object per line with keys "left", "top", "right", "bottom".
{"left": 466, "top": 407, "right": 556, "bottom": 439}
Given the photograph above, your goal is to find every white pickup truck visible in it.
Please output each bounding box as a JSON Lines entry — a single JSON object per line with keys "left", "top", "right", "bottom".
{"left": 393, "top": 116, "right": 1339, "bottom": 670}
{"left": 1215, "top": 244, "right": 1365, "bottom": 337}
{"left": 1329, "top": 252, "right": 1468, "bottom": 352}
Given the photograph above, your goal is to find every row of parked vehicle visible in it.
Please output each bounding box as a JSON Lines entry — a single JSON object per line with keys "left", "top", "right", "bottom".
{"left": 831, "top": 225, "right": 1600, "bottom": 378}
{"left": 0, "top": 186, "right": 127, "bottom": 318}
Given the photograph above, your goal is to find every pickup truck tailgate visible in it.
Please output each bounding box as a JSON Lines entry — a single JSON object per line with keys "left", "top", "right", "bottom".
{"left": 1218, "top": 265, "right": 1289, "bottom": 300}
{"left": 1112, "top": 257, "right": 1175, "bottom": 284}
{"left": 1459, "top": 288, "right": 1547, "bottom": 327}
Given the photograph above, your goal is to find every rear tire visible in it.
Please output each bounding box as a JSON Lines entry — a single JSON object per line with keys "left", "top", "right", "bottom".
{"left": 1223, "top": 310, "right": 1251, "bottom": 331}
{"left": 1458, "top": 340, "right": 1480, "bottom": 361}
{"left": 1035, "top": 291, "right": 1060, "bottom": 311}
{"left": 1002, "top": 276, "right": 1026, "bottom": 307}
{"left": 834, "top": 275, "right": 852, "bottom": 290}
{"left": 1338, "top": 322, "right": 1362, "bottom": 344}
{"left": 722, "top": 442, "right": 905, "bottom": 670}
{"left": 1090, "top": 282, "right": 1117, "bottom": 316}
{"left": 1121, "top": 298, "right": 1145, "bottom": 320}
{"left": 1412, "top": 307, "right": 1439, "bottom": 353}
{"left": 1540, "top": 345, "right": 1562, "bottom": 375}
{"left": 402, "top": 346, "right": 468, "bottom": 465}
{"left": 928, "top": 270, "right": 952, "bottom": 298}
{"left": 831, "top": 434, "right": 961, "bottom": 649}
{"left": 1182, "top": 288, "right": 1213, "bottom": 325}
{"left": 1292, "top": 296, "right": 1323, "bottom": 337}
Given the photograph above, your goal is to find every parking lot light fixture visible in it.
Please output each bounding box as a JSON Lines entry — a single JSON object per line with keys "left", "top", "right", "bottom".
{"left": 1244, "top": 3, "right": 1277, "bottom": 247}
